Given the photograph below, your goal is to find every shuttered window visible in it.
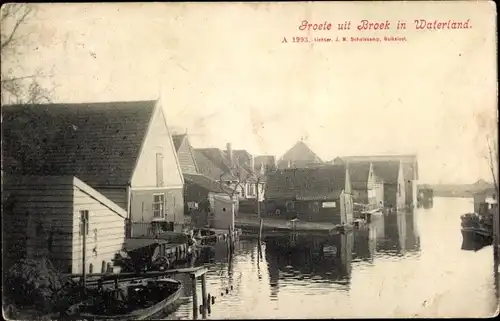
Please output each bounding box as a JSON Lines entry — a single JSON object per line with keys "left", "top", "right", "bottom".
{"left": 156, "top": 153, "right": 164, "bottom": 187}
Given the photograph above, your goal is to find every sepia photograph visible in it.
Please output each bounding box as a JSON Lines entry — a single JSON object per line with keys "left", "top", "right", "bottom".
{"left": 1, "top": 1, "right": 498, "bottom": 319}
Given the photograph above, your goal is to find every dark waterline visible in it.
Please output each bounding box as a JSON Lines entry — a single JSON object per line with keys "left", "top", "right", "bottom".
{"left": 169, "top": 197, "right": 499, "bottom": 319}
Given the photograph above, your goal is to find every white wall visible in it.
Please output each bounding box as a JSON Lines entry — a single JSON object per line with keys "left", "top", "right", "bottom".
{"left": 131, "top": 102, "right": 183, "bottom": 188}
{"left": 72, "top": 182, "right": 126, "bottom": 274}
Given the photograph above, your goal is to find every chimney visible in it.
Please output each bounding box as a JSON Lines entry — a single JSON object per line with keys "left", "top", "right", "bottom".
{"left": 226, "top": 143, "right": 233, "bottom": 166}
{"left": 250, "top": 155, "right": 255, "bottom": 170}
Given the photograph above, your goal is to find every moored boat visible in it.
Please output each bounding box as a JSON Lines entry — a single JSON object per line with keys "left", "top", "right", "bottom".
{"left": 460, "top": 211, "right": 493, "bottom": 251}
{"left": 65, "top": 277, "right": 182, "bottom": 320}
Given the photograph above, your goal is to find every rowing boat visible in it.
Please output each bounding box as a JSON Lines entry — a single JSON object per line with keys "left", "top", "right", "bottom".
{"left": 65, "top": 277, "right": 183, "bottom": 320}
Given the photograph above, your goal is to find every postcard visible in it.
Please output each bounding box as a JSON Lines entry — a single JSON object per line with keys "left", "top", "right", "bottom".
{"left": 1, "top": 1, "right": 498, "bottom": 319}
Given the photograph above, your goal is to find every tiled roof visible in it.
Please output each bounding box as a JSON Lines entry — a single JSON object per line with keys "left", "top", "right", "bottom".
{"left": 372, "top": 161, "right": 400, "bottom": 185}
{"left": 195, "top": 148, "right": 256, "bottom": 183}
{"left": 336, "top": 155, "right": 418, "bottom": 180}
{"left": 265, "top": 165, "right": 346, "bottom": 201}
{"left": 172, "top": 134, "right": 185, "bottom": 152}
{"left": 193, "top": 149, "right": 229, "bottom": 181}
{"left": 280, "top": 141, "right": 323, "bottom": 163}
{"left": 184, "top": 173, "right": 234, "bottom": 194}
{"left": 2, "top": 101, "right": 156, "bottom": 187}
{"left": 348, "top": 162, "right": 371, "bottom": 189}
{"left": 231, "top": 150, "right": 252, "bottom": 167}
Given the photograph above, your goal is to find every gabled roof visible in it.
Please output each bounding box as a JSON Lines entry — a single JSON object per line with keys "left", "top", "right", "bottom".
{"left": 2, "top": 100, "right": 157, "bottom": 187}
{"left": 372, "top": 161, "right": 401, "bottom": 184}
{"left": 231, "top": 150, "right": 252, "bottom": 167}
{"left": 193, "top": 149, "right": 229, "bottom": 181}
{"left": 336, "top": 155, "right": 418, "bottom": 180}
{"left": 265, "top": 165, "right": 346, "bottom": 201}
{"left": 348, "top": 162, "right": 371, "bottom": 189}
{"left": 279, "top": 141, "right": 323, "bottom": 163}
{"left": 194, "top": 148, "right": 256, "bottom": 182}
{"left": 196, "top": 148, "right": 234, "bottom": 179}
{"left": 172, "top": 134, "right": 186, "bottom": 152}
{"left": 184, "top": 173, "right": 234, "bottom": 194}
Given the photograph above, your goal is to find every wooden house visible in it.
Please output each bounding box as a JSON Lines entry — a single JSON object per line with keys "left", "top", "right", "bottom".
{"left": 277, "top": 141, "right": 323, "bottom": 169}
{"left": 172, "top": 134, "right": 199, "bottom": 175}
{"left": 264, "top": 165, "right": 354, "bottom": 225}
{"left": 3, "top": 176, "right": 127, "bottom": 274}
{"left": 346, "top": 162, "right": 383, "bottom": 210}
{"left": 334, "top": 155, "right": 418, "bottom": 209}
{"left": 194, "top": 144, "right": 257, "bottom": 201}
{"left": 372, "top": 161, "right": 406, "bottom": 211}
{"left": 2, "top": 100, "right": 185, "bottom": 235}
{"left": 183, "top": 173, "right": 237, "bottom": 229}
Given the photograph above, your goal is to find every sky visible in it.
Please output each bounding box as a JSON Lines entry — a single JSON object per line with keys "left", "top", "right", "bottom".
{"left": 3, "top": 2, "right": 497, "bottom": 184}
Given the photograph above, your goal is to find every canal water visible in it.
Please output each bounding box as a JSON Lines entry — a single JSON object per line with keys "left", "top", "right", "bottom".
{"left": 169, "top": 197, "right": 499, "bottom": 319}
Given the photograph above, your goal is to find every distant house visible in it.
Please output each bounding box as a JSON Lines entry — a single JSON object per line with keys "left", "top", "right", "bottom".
{"left": 183, "top": 173, "right": 237, "bottom": 229}
{"left": 3, "top": 176, "right": 127, "bottom": 274}
{"left": 194, "top": 143, "right": 258, "bottom": 201}
{"left": 264, "top": 165, "right": 354, "bottom": 225}
{"left": 346, "top": 162, "right": 383, "bottom": 209}
{"left": 372, "top": 161, "right": 406, "bottom": 211}
{"left": 2, "top": 100, "right": 185, "bottom": 235}
{"left": 172, "top": 134, "right": 199, "bottom": 175}
{"left": 277, "top": 141, "right": 323, "bottom": 169}
{"left": 334, "top": 155, "right": 418, "bottom": 209}
{"left": 171, "top": 134, "right": 238, "bottom": 228}
{"left": 254, "top": 155, "right": 277, "bottom": 174}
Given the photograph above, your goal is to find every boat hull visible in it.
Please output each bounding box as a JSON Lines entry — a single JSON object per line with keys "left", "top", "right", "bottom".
{"left": 68, "top": 279, "right": 183, "bottom": 320}
{"left": 461, "top": 228, "right": 492, "bottom": 251}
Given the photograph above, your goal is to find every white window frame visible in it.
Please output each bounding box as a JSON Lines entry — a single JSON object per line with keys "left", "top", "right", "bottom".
{"left": 153, "top": 193, "right": 166, "bottom": 218}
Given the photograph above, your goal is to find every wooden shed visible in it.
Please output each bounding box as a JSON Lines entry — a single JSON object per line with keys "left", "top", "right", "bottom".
{"left": 264, "top": 165, "right": 354, "bottom": 225}
{"left": 3, "top": 175, "right": 127, "bottom": 274}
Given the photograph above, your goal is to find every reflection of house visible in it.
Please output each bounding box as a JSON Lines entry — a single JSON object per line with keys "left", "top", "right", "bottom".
{"left": 2, "top": 101, "right": 185, "bottom": 235}
{"left": 264, "top": 233, "right": 353, "bottom": 282}
{"left": 277, "top": 141, "right": 323, "bottom": 169}
{"left": 335, "top": 155, "right": 418, "bottom": 209}
{"left": 3, "top": 176, "right": 127, "bottom": 274}
{"left": 264, "top": 165, "right": 354, "bottom": 225}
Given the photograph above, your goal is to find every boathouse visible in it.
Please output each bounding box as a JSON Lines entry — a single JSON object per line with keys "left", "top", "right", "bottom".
{"left": 334, "top": 155, "right": 417, "bottom": 209}
{"left": 372, "top": 161, "right": 406, "bottom": 211}
{"left": 3, "top": 175, "right": 127, "bottom": 274}
{"left": 2, "top": 100, "right": 186, "bottom": 236}
{"left": 342, "top": 161, "right": 383, "bottom": 210}
{"left": 264, "top": 165, "right": 354, "bottom": 225}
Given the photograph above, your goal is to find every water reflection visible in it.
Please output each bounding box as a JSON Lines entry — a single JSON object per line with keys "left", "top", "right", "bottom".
{"left": 264, "top": 233, "right": 354, "bottom": 291}
{"left": 169, "top": 198, "right": 498, "bottom": 319}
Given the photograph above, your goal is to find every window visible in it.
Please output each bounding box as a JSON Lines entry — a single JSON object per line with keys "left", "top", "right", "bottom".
{"left": 153, "top": 194, "right": 165, "bottom": 218}
{"left": 80, "top": 210, "right": 89, "bottom": 235}
{"left": 156, "top": 153, "right": 164, "bottom": 187}
{"left": 398, "top": 184, "right": 401, "bottom": 196}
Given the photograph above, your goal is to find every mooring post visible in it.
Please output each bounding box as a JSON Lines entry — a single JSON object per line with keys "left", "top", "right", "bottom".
{"left": 191, "top": 274, "right": 198, "bottom": 320}
{"left": 201, "top": 273, "right": 207, "bottom": 319}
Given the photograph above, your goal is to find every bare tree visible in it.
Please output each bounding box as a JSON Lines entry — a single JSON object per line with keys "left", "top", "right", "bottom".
{"left": 1, "top": 4, "right": 53, "bottom": 105}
